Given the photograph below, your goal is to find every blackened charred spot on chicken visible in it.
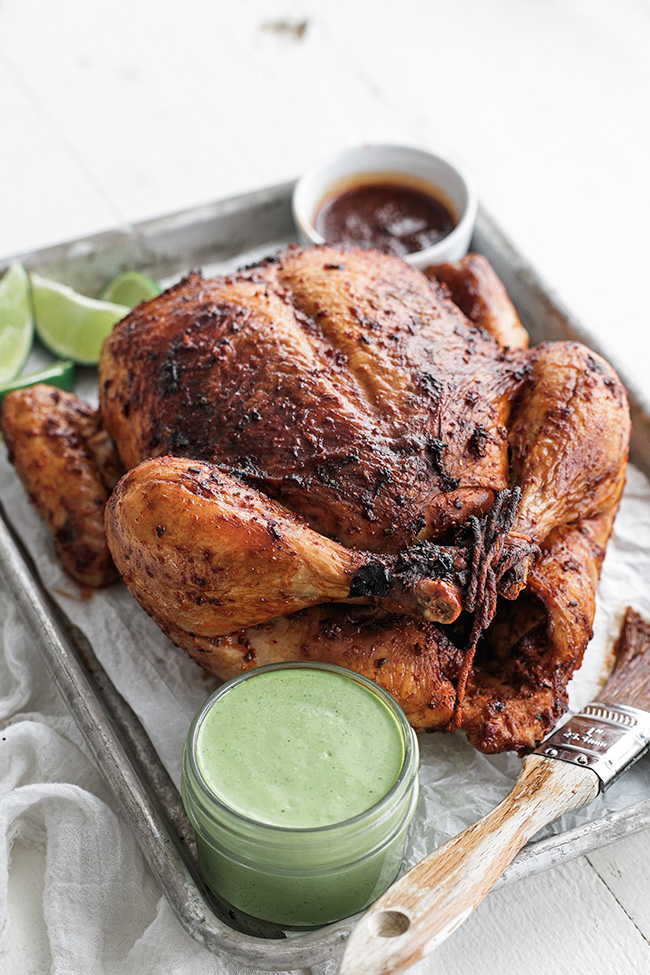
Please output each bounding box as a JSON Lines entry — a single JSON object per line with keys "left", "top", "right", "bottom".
{"left": 324, "top": 263, "right": 346, "bottom": 271}
{"left": 349, "top": 562, "right": 391, "bottom": 598}
{"left": 43, "top": 414, "right": 66, "bottom": 438}
{"left": 375, "top": 657, "right": 387, "bottom": 668}
{"left": 235, "top": 408, "right": 262, "bottom": 432}
{"left": 427, "top": 438, "right": 460, "bottom": 492}
{"left": 410, "top": 515, "right": 426, "bottom": 535}
{"left": 161, "top": 356, "right": 180, "bottom": 394}
{"left": 560, "top": 557, "right": 581, "bottom": 572}
{"left": 315, "top": 465, "right": 341, "bottom": 490}
{"left": 321, "top": 618, "right": 342, "bottom": 641}
{"left": 548, "top": 406, "right": 572, "bottom": 424}
{"left": 417, "top": 372, "right": 443, "bottom": 402}
{"left": 512, "top": 365, "right": 528, "bottom": 383}
{"left": 361, "top": 501, "right": 379, "bottom": 522}
{"left": 427, "top": 437, "right": 445, "bottom": 471}
{"left": 198, "top": 477, "right": 216, "bottom": 494}
{"left": 396, "top": 541, "right": 455, "bottom": 582}
{"left": 337, "top": 451, "right": 359, "bottom": 466}
{"left": 469, "top": 424, "right": 490, "bottom": 458}
{"left": 229, "top": 456, "right": 263, "bottom": 481}
{"left": 374, "top": 466, "right": 392, "bottom": 497}
{"left": 238, "top": 253, "right": 281, "bottom": 274}
{"left": 283, "top": 472, "right": 307, "bottom": 490}
{"left": 361, "top": 315, "right": 382, "bottom": 333}
{"left": 586, "top": 352, "right": 609, "bottom": 377}
{"left": 177, "top": 470, "right": 220, "bottom": 502}
{"left": 392, "top": 433, "right": 425, "bottom": 456}
{"left": 349, "top": 539, "right": 456, "bottom": 607}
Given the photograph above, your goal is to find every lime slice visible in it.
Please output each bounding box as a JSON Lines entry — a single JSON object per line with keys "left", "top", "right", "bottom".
{"left": 0, "top": 263, "right": 34, "bottom": 383}
{"left": 31, "top": 273, "right": 129, "bottom": 366}
{"left": 100, "top": 270, "right": 161, "bottom": 308}
{"left": 0, "top": 359, "right": 75, "bottom": 405}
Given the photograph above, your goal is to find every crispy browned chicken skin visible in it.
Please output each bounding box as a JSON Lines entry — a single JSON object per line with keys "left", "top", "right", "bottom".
{"left": 1, "top": 247, "right": 630, "bottom": 752}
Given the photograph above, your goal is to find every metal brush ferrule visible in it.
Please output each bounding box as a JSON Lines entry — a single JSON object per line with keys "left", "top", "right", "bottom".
{"left": 535, "top": 702, "right": 650, "bottom": 790}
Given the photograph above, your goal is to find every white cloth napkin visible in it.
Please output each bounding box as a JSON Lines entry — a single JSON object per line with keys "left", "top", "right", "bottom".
{"left": 0, "top": 581, "right": 330, "bottom": 974}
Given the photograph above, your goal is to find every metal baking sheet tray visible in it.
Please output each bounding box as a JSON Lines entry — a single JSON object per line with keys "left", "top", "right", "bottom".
{"left": 2, "top": 182, "right": 650, "bottom": 970}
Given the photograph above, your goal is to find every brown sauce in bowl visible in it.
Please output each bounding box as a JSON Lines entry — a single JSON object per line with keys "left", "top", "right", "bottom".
{"left": 314, "top": 182, "right": 456, "bottom": 258}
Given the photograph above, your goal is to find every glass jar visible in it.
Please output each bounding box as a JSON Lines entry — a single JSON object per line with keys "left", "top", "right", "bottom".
{"left": 181, "top": 662, "right": 419, "bottom": 928}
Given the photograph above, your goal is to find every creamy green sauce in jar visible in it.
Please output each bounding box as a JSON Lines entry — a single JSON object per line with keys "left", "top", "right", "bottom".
{"left": 182, "top": 662, "right": 419, "bottom": 928}
{"left": 195, "top": 667, "right": 404, "bottom": 828}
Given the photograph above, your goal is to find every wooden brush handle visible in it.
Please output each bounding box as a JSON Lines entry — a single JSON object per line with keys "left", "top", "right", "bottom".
{"left": 338, "top": 754, "right": 600, "bottom": 975}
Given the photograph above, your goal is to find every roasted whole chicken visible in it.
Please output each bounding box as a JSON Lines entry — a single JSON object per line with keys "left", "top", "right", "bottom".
{"left": 1, "top": 246, "right": 630, "bottom": 752}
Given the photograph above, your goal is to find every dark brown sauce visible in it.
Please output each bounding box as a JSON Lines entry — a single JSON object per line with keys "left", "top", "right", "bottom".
{"left": 315, "top": 182, "right": 456, "bottom": 258}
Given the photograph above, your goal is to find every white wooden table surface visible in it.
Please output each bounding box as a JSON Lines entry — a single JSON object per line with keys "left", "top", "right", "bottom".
{"left": 1, "top": 1, "right": 650, "bottom": 972}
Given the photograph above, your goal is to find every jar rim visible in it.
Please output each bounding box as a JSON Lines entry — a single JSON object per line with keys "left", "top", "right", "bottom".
{"left": 183, "top": 661, "right": 419, "bottom": 837}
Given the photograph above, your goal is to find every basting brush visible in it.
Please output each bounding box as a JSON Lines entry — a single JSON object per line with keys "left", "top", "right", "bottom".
{"left": 338, "top": 606, "right": 650, "bottom": 975}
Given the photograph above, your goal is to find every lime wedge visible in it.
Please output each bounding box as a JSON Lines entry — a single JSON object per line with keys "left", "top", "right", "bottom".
{"left": 31, "top": 273, "right": 129, "bottom": 366}
{"left": 0, "top": 263, "right": 34, "bottom": 383}
{"left": 100, "top": 270, "right": 161, "bottom": 308}
{"left": 0, "top": 359, "right": 75, "bottom": 405}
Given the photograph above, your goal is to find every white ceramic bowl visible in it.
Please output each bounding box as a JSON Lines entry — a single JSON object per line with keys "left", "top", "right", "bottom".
{"left": 292, "top": 144, "right": 478, "bottom": 269}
